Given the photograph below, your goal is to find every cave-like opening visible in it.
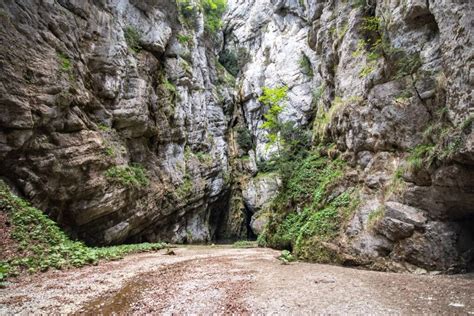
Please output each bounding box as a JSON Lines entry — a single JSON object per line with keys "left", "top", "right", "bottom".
{"left": 456, "top": 216, "right": 474, "bottom": 272}
{"left": 244, "top": 203, "right": 257, "bottom": 241}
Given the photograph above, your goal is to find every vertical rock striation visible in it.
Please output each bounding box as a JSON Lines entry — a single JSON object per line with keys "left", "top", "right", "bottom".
{"left": 0, "top": 0, "right": 238, "bottom": 245}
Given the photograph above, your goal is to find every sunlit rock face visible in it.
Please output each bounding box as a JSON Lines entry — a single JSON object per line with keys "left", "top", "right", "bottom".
{"left": 223, "top": 0, "right": 320, "bottom": 160}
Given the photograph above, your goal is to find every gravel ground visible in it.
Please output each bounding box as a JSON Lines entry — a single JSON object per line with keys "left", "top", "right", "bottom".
{"left": 1, "top": 245, "right": 473, "bottom": 315}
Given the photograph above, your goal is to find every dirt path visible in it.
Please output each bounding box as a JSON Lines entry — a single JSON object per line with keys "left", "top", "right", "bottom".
{"left": 1, "top": 246, "right": 473, "bottom": 315}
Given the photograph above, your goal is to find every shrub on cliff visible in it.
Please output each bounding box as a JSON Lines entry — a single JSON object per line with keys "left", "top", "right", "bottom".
{"left": 201, "top": 0, "right": 227, "bottom": 33}
{"left": 105, "top": 164, "right": 149, "bottom": 188}
{"left": 257, "top": 86, "right": 311, "bottom": 182}
{"left": 123, "top": 26, "right": 142, "bottom": 53}
{"left": 236, "top": 126, "right": 253, "bottom": 152}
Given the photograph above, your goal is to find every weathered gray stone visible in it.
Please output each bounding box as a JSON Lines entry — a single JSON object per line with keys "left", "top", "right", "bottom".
{"left": 242, "top": 173, "right": 281, "bottom": 213}
{"left": 0, "top": 0, "right": 238, "bottom": 245}
{"left": 375, "top": 217, "right": 415, "bottom": 242}
{"left": 384, "top": 202, "right": 427, "bottom": 228}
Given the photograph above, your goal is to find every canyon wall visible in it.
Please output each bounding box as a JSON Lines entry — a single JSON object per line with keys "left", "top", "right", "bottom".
{"left": 0, "top": 0, "right": 472, "bottom": 272}
{"left": 0, "top": 0, "right": 241, "bottom": 245}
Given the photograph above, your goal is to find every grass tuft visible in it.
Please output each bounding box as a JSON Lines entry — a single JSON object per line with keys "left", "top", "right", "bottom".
{"left": 105, "top": 164, "right": 149, "bottom": 188}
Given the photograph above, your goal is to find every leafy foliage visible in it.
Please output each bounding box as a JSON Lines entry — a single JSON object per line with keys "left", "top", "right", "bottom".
{"left": 98, "top": 123, "right": 111, "bottom": 132}
{"left": 367, "top": 206, "right": 385, "bottom": 230}
{"left": 390, "top": 51, "right": 422, "bottom": 80}
{"left": 104, "top": 147, "right": 115, "bottom": 157}
{"left": 354, "top": 15, "right": 422, "bottom": 80}
{"left": 299, "top": 53, "right": 313, "bottom": 77}
{"left": 195, "top": 151, "right": 213, "bottom": 165}
{"left": 232, "top": 240, "right": 257, "bottom": 248}
{"left": 258, "top": 152, "right": 360, "bottom": 263}
{"left": 57, "top": 52, "right": 72, "bottom": 72}
{"left": 359, "top": 62, "right": 376, "bottom": 78}
{"left": 175, "top": 175, "right": 194, "bottom": 199}
{"left": 258, "top": 86, "right": 288, "bottom": 145}
{"left": 123, "top": 26, "right": 142, "bottom": 53}
{"left": 278, "top": 250, "right": 295, "bottom": 264}
{"left": 201, "top": 0, "right": 227, "bottom": 33}
{"left": 257, "top": 86, "right": 312, "bottom": 182}
{"left": 406, "top": 144, "right": 436, "bottom": 171}
{"left": 163, "top": 78, "right": 177, "bottom": 94}
{"left": 105, "top": 164, "right": 149, "bottom": 188}
{"left": 404, "top": 110, "right": 471, "bottom": 173}
{"left": 177, "top": 0, "right": 199, "bottom": 28}
{"left": 0, "top": 181, "right": 165, "bottom": 282}
{"left": 177, "top": 33, "right": 192, "bottom": 44}
{"left": 177, "top": 0, "right": 227, "bottom": 35}
{"left": 219, "top": 49, "right": 239, "bottom": 76}
{"left": 236, "top": 127, "right": 253, "bottom": 152}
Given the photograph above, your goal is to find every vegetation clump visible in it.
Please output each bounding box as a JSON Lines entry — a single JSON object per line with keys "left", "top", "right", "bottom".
{"left": 98, "top": 123, "right": 111, "bottom": 132}
{"left": 178, "top": 0, "right": 200, "bottom": 25}
{"left": 313, "top": 96, "right": 362, "bottom": 142}
{"left": 232, "top": 240, "right": 257, "bottom": 248}
{"left": 219, "top": 49, "right": 239, "bottom": 76}
{"left": 353, "top": 15, "right": 422, "bottom": 80}
{"left": 200, "top": 0, "right": 227, "bottom": 33}
{"left": 57, "top": 52, "right": 72, "bottom": 72}
{"left": 123, "top": 26, "right": 142, "bottom": 53}
{"left": 236, "top": 126, "right": 253, "bottom": 152}
{"left": 175, "top": 174, "right": 194, "bottom": 199}
{"left": 258, "top": 151, "right": 359, "bottom": 263}
{"left": 177, "top": 33, "right": 192, "bottom": 44}
{"left": 105, "top": 164, "right": 149, "bottom": 188}
{"left": 367, "top": 206, "right": 385, "bottom": 230}
{"left": 257, "top": 86, "right": 311, "bottom": 180}
{"left": 0, "top": 181, "right": 164, "bottom": 282}
{"left": 177, "top": 0, "right": 227, "bottom": 34}
{"left": 299, "top": 53, "right": 313, "bottom": 77}
{"left": 258, "top": 86, "right": 288, "bottom": 148}
{"left": 278, "top": 250, "right": 296, "bottom": 264}
{"left": 404, "top": 111, "right": 472, "bottom": 173}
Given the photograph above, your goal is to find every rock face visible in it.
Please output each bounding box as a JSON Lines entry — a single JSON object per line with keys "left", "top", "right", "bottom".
{"left": 0, "top": 0, "right": 473, "bottom": 272}
{"left": 0, "top": 0, "right": 237, "bottom": 245}
{"left": 222, "top": 0, "right": 473, "bottom": 272}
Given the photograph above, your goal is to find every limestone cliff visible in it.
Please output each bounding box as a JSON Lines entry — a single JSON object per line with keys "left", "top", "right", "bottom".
{"left": 226, "top": 0, "right": 473, "bottom": 272}
{"left": 0, "top": 0, "right": 472, "bottom": 272}
{"left": 0, "top": 0, "right": 239, "bottom": 245}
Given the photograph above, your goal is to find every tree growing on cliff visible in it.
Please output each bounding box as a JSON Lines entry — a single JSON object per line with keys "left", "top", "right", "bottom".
{"left": 259, "top": 86, "right": 288, "bottom": 153}
{"left": 258, "top": 86, "right": 311, "bottom": 182}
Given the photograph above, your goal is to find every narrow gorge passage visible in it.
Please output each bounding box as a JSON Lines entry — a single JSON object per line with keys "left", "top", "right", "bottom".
{"left": 1, "top": 246, "right": 473, "bottom": 315}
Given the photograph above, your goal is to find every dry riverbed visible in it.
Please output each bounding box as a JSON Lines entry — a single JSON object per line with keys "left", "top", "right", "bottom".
{"left": 0, "top": 246, "right": 473, "bottom": 314}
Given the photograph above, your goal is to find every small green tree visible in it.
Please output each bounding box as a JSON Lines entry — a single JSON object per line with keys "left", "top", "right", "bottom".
{"left": 258, "top": 86, "right": 311, "bottom": 182}
{"left": 259, "top": 86, "right": 288, "bottom": 151}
